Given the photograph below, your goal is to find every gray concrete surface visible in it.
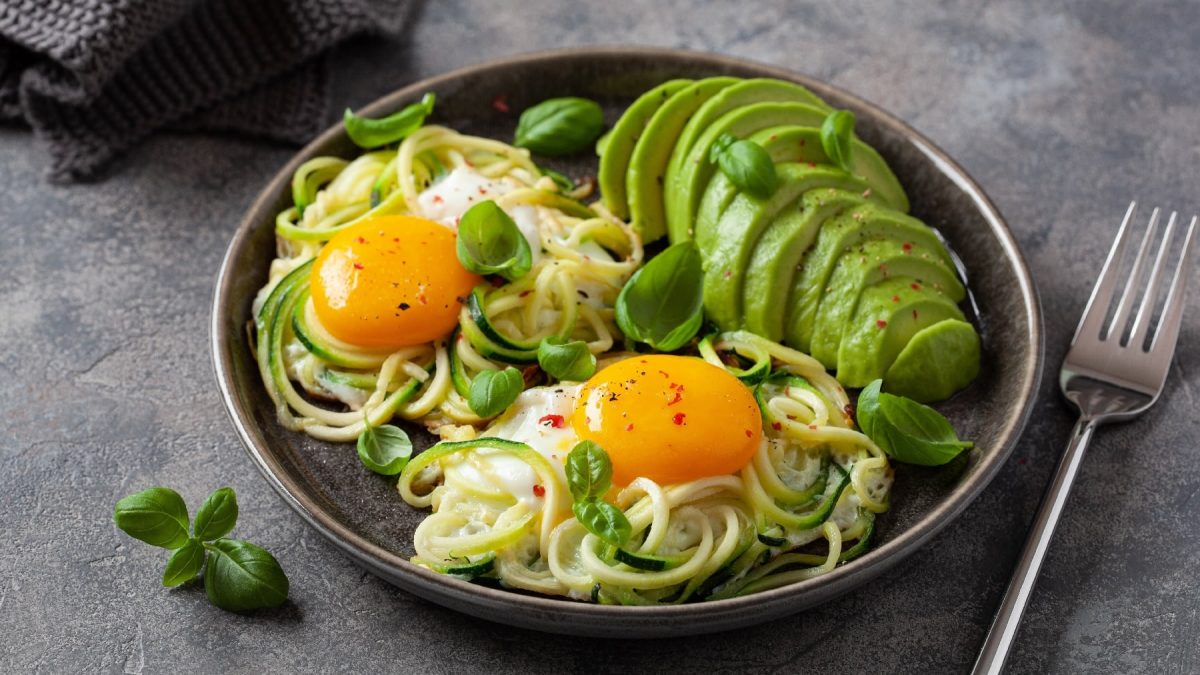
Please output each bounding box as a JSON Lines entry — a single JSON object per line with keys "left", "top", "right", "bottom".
{"left": 2, "top": 1, "right": 1198, "bottom": 672}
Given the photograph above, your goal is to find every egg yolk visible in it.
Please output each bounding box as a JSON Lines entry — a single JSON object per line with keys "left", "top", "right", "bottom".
{"left": 310, "top": 216, "right": 481, "bottom": 349}
{"left": 571, "top": 355, "right": 763, "bottom": 486}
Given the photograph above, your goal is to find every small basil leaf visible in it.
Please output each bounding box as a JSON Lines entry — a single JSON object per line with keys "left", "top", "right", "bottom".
{"left": 715, "top": 139, "right": 777, "bottom": 199}
{"left": 708, "top": 132, "right": 737, "bottom": 164}
{"left": 193, "top": 487, "right": 238, "bottom": 541}
{"left": 615, "top": 241, "right": 704, "bottom": 351}
{"left": 538, "top": 165, "right": 575, "bottom": 193}
{"left": 162, "top": 539, "right": 205, "bottom": 588}
{"left": 572, "top": 500, "right": 632, "bottom": 548}
{"left": 820, "top": 109, "right": 856, "bottom": 173}
{"left": 356, "top": 424, "right": 414, "bottom": 475}
{"left": 468, "top": 367, "right": 524, "bottom": 418}
{"left": 203, "top": 538, "right": 289, "bottom": 612}
{"left": 537, "top": 337, "right": 596, "bottom": 382}
{"left": 514, "top": 97, "right": 605, "bottom": 156}
{"left": 344, "top": 92, "right": 436, "bottom": 149}
{"left": 565, "top": 440, "right": 613, "bottom": 502}
{"left": 113, "top": 487, "right": 191, "bottom": 550}
{"left": 455, "top": 200, "right": 533, "bottom": 281}
{"left": 857, "top": 379, "right": 973, "bottom": 466}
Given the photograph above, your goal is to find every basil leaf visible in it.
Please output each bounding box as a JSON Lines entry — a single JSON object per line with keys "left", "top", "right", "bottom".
{"left": 113, "top": 487, "right": 191, "bottom": 549}
{"left": 615, "top": 241, "right": 704, "bottom": 351}
{"left": 538, "top": 337, "right": 596, "bottom": 382}
{"left": 468, "top": 367, "right": 524, "bottom": 418}
{"left": 344, "top": 92, "right": 435, "bottom": 149}
{"left": 193, "top": 486, "right": 238, "bottom": 541}
{"left": 857, "top": 380, "right": 973, "bottom": 466}
{"left": 203, "top": 539, "right": 289, "bottom": 612}
{"left": 565, "top": 440, "right": 613, "bottom": 502}
{"left": 515, "top": 97, "right": 605, "bottom": 156}
{"left": 708, "top": 132, "right": 738, "bottom": 164}
{"left": 572, "top": 500, "right": 632, "bottom": 547}
{"left": 820, "top": 109, "right": 856, "bottom": 173}
{"left": 162, "top": 539, "right": 205, "bottom": 588}
{"left": 455, "top": 200, "right": 533, "bottom": 281}
{"left": 356, "top": 424, "right": 414, "bottom": 475}
{"left": 714, "top": 138, "right": 777, "bottom": 199}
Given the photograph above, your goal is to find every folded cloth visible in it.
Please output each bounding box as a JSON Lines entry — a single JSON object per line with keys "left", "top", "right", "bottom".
{"left": 0, "top": 0, "right": 412, "bottom": 180}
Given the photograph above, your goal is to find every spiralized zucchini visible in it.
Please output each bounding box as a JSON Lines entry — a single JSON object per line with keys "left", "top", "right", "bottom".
{"left": 252, "top": 125, "right": 642, "bottom": 442}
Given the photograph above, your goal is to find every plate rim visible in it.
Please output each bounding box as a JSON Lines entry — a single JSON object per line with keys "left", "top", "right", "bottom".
{"left": 210, "top": 45, "right": 1044, "bottom": 636}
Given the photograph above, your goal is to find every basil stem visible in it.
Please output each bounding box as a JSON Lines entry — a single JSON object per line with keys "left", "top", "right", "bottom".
{"left": 192, "top": 487, "right": 238, "bottom": 541}
{"left": 356, "top": 424, "right": 414, "bottom": 475}
{"left": 113, "top": 487, "right": 191, "bottom": 550}
{"left": 515, "top": 97, "right": 605, "bottom": 156}
{"left": 710, "top": 133, "right": 777, "bottom": 199}
{"left": 615, "top": 241, "right": 705, "bottom": 352}
{"left": 455, "top": 200, "right": 533, "bottom": 281}
{"left": 344, "top": 92, "right": 436, "bottom": 149}
{"left": 537, "top": 337, "right": 596, "bottom": 382}
{"left": 820, "top": 110, "right": 856, "bottom": 173}
{"left": 468, "top": 367, "right": 524, "bottom": 418}
{"left": 857, "top": 380, "right": 973, "bottom": 466}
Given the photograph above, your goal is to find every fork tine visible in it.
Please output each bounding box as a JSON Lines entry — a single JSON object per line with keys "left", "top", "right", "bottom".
{"left": 1071, "top": 201, "right": 1139, "bottom": 345}
{"left": 1106, "top": 206, "right": 1161, "bottom": 341}
{"left": 1128, "top": 211, "right": 1179, "bottom": 348}
{"left": 1149, "top": 215, "right": 1197, "bottom": 356}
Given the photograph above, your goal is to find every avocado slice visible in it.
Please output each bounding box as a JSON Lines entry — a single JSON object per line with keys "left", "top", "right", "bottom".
{"left": 809, "top": 239, "right": 965, "bottom": 367}
{"left": 664, "top": 101, "right": 831, "bottom": 243}
{"left": 884, "top": 318, "right": 981, "bottom": 402}
{"left": 836, "top": 277, "right": 966, "bottom": 388}
{"left": 785, "top": 204, "right": 956, "bottom": 352}
{"left": 746, "top": 125, "right": 908, "bottom": 213}
{"left": 701, "top": 163, "right": 863, "bottom": 330}
{"left": 741, "top": 188, "right": 871, "bottom": 341}
{"left": 626, "top": 77, "right": 740, "bottom": 242}
{"left": 598, "top": 79, "right": 694, "bottom": 220}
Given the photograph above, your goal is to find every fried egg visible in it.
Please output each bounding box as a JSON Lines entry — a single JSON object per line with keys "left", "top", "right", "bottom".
{"left": 310, "top": 215, "right": 480, "bottom": 349}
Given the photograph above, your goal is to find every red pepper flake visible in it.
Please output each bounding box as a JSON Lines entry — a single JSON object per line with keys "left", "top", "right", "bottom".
{"left": 532, "top": 484, "right": 546, "bottom": 497}
{"left": 519, "top": 290, "right": 532, "bottom": 297}
{"left": 844, "top": 403, "right": 855, "bottom": 420}
{"left": 902, "top": 242, "right": 913, "bottom": 252}
{"left": 892, "top": 295, "right": 901, "bottom": 303}
{"left": 911, "top": 282, "right": 921, "bottom": 291}
{"left": 913, "top": 309, "right": 919, "bottom": 320}
{"left": 808, "top": 161, "right": 817, "bottom": 168}
{"left": 393, "top": 237, "right": 401, "bottom": 243}
{"left": 432, "top": 195, "right": 444, "bottom": 204}
{"left": 492, "top": 94, "right": 510, "bottom": 113}
{"left": 356, "top": 236, "right": 367, "bottom": 244}
{"left": 538, "top": 414, "right": 564, "bottom": 428}
{"left": 667, "top": 391, "right": 683, "bottom": 406}
{"left": 744, "top": 429, "right": 752, "bottom": 438}
{"left": 876, "top": 319, "right": 888, "bottom": 328}
{"left": 808, "top": 424, "right": 818, "bottom": 430}
{"left": 478, "top": 186, "right": 488, "bottom": 195}
{"left": 353, "top": 262, "right": 364, "bottom": 270}
{"left": 625, "top": 423, "right": 635, "bottom": 431}
{"left": 723, "top": 270, "right": 732, "bottom": 279}
{"left": 771, "top": 422, "right": 782, "bottom": 431}
{"left": 798, "top": 139, "right": 806, "bottom": 146}
{"left": 418, "top": 294, "right": 428, "bottom": 305}
{"left": 672, "top": 412, "right": 686, "bottom": 426}
{"left": 768, "top": 134, "right": 778, "bottom": 141}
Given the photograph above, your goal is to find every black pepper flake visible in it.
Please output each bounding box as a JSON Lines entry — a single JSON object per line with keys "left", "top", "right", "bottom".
{"left": 398, "top": 303, "right": 410, "bottom": 310}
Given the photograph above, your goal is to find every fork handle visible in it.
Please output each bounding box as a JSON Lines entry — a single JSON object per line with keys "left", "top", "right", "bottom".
{"left": 971, "top": 416, "right": 1098, "bottom": 675}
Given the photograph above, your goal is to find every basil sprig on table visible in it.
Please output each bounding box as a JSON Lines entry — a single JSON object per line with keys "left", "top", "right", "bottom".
{"left": 514, "top": 97, "right": 605, "bottom": 156}
{"left": 819, "top": 109, "right": 856, "bottom": 173}
{"left": 468, "top": 366, "right": 525, "bottom": 418}
{"left": 113, "top": 487, "right": 289, "bottom": 612}
{"left": 537, "top": 337, "right": 596, "bottom": 382}
{"left": 565, "top": 441, "right": 632, "bottom": 547}
{"left": 615, "top": 241, "right": 704, "bottom": 352}
{"left": 709, "top": 132, "right": 778, "bottom": 199}
{"left": 356, "top": 424, "right": 413, "bottom": 475}
{"left": 343, "top": 92, "right": 436, "bottom": 148}
{"left": 856, "top": 380, "right": 973, "bottom": 466}
{"left": 456, "top": 199, "right": 533, "bottom": 281}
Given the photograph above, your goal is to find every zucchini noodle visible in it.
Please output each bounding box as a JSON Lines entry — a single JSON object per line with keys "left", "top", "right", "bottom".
{"left": 252, "top": 125, "right": 643, "bottom": 440}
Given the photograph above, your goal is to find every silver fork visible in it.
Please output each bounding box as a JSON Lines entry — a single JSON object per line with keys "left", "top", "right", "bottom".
{"left": 972, "top": 202, "right": 1197, "bottom": 674}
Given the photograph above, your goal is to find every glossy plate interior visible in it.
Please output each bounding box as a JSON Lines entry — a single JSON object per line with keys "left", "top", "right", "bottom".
{"left": 211, "top": 47, "right": 1043, "bottom": 638}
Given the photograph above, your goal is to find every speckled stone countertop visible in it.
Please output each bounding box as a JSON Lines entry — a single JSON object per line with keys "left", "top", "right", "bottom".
{"left": 2, "top": 1, "right": 1197, "bottom": 673}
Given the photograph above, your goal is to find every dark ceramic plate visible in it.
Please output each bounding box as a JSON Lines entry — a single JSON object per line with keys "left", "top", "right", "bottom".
{"left": 211, "top": 48, "right": 1043, "bottom": 638}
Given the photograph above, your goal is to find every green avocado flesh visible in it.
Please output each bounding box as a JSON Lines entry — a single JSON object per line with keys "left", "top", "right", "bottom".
{"left": 599, "top": 76, "right": 979, "bottom": 401}
{"left": 885, "top": 318, "right": 981, "bottom": 402}
{"left": 701, "top": 164, "right": 870, "bottom": 329}
{"left": 836, "top": 277, "right": 966, "bottom": 388}
{"left": 809, "top": 239, "right": 965, "bottom": 368}
{"left": 598, "top": 79, "right": 693, "bottom": 220}
{"left": 626, "top": 77, "right": 739, "bottom": 242}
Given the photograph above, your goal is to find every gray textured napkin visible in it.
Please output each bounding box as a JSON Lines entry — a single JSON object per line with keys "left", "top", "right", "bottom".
{"left": 0, "top": 0, "right": 412, "bottom": 180}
